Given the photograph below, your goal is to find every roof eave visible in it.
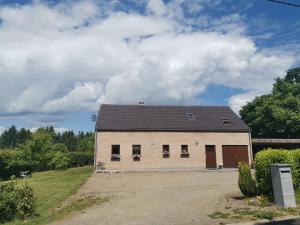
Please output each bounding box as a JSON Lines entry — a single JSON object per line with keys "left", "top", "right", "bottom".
{"left": 96, "top": 129, "right": 250, "bottom": 132}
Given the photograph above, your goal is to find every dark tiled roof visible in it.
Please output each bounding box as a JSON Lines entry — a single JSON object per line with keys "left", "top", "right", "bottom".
{"left": 96, "top": 104, "right": 250, "bottom": 132}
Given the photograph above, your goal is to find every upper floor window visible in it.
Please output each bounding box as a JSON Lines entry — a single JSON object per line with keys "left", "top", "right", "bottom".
{"left": 132, "top": 145, "right": 141, "bottom": 161}
{"left": 181, "top": 145, "right": 189, "bottom": 158}
{"left": 111, "top": 145, "right": 120, "bottom": 161}
{"left": 162, "top": 145, "right": 170, "bottom": 158}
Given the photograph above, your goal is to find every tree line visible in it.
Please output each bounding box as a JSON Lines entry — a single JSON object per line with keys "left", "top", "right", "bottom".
{"left": 0, "top": 126, "right": 94, "bottom": 151}
{"left": 0, "top": 126, "right": 94, "bottom": 180}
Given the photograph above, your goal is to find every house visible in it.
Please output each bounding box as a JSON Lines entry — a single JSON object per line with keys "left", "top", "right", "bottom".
{"left": 95, "top": 104, "right": 252, "bottom": 170}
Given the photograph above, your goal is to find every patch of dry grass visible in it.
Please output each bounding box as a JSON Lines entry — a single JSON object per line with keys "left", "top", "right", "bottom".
{"left": 208, "top": 193, "right": 300, "bottom": 224}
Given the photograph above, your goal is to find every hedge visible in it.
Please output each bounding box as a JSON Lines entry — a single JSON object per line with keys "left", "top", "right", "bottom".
{"left": 69, "top": 151, "right": 94, "bottom": 167}
{"left": 254, "top": 148, "right": 300, "bottom": 198}
{"left": 290, "top": 149, "right": 300, "bottom": 188}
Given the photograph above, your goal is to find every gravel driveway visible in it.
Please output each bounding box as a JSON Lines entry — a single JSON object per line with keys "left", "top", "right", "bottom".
{"left": 53, "top": 170, "right": 240, "bottom": 225}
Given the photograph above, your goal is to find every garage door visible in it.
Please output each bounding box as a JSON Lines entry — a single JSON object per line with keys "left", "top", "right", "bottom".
{"left": 222, "top": 145, "right": 249, "bottom": 168}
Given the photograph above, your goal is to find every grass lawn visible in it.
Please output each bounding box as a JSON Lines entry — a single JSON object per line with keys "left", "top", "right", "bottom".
{"left": 3, "top": 166, "right": 94, "bottom": 225}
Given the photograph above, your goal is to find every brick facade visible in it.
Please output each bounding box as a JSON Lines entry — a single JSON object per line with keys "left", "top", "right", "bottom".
{"left": 96, "top": 131, "right": 251, "bottom": 170}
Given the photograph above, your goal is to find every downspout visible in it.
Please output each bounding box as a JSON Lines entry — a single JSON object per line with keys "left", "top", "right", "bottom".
{"left": 248, "top": 131, "right": 253, "bottom": 166}
{"left": 94, "top": 129, "right": 97, "bottom": 168}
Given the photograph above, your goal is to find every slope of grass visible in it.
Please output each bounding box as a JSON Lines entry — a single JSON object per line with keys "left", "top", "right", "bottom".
{"left": 3, "top": 166, "right": 94, "bottom": 225}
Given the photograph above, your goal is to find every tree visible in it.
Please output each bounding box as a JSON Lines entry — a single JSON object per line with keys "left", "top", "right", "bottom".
{"left": 76, "top": 132, "right": 94, "bottom": 152}
{"left": 0, "top": 130, "right": 9, "bottom": 148}
{"left": 7, "top": 126, "right": 18, "bottom": 148}
{"left": 240, "top": 68, "right": 300, "bottom": 138}
{"left": 21, "top": 129, "right": 53, "bottom": 153}
{"left": 47, "top": 151, "right": 71, "bottom": 170}
{"left": 17, "top": 128, "right": 32, "bottom": 145}
{"left": 0, "top": 126, "right": 18, "bottom": 148}
{"left": 61, "top": 131, "right": 77, "bottom": 151}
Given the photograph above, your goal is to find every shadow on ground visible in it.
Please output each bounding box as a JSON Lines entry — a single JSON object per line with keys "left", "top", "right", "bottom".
{"left": 256, "top": 219, "right": 300, "bottom": 225}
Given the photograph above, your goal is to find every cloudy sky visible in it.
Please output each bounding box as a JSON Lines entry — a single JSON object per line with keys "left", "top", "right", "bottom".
{"left": 0, "top": 0, "right": 299, "bottom": 133}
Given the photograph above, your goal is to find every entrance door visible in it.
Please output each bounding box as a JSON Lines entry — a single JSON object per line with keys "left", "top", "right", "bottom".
{"left": 205, "top": 145, "right": 216, "bottom": 168}
{"left": 222, "top": 145, "right": 249, "bottom": 168}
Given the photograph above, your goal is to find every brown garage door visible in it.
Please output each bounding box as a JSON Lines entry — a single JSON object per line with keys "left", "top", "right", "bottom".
{"left": 222, "top": 145, "right": 249, "bottom": 168}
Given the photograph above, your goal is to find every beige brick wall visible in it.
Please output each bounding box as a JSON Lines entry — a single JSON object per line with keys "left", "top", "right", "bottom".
{"left": 96, "top": 131, "right": 251, "bottom": 170}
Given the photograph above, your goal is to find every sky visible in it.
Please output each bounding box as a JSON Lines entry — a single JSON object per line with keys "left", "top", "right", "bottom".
{"left": 0, "top": 0, "right": 299, "bottom": 133}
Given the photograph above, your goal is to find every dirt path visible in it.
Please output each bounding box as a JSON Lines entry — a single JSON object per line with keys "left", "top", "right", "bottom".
{"left": 52, "top": 170, "right": 240, "bottom": 225}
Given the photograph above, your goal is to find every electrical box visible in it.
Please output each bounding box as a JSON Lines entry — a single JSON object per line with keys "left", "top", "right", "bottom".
{"left": 270, "top": 164, "right": 296, "bottom": 208}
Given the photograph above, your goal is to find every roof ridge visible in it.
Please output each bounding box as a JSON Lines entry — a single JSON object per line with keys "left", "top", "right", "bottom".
{"left": 100, "top": 104, "right": 229, "bottom": 108}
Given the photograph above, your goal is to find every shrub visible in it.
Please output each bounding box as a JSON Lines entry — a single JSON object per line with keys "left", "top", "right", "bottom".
{"left": 254, "top": 149, "right": 297, "bottom": 198}
{"left": 47, "top": 151, "right": 71, "bottom": 170}
{"left": 238, "top": 162, "right": 257, "bottom": 197}
{"left": 69, "top": 151, "right": 94, "bottom": 167}
{"left": 289, "top": 149, "right": 300, "bottom": 188}
{"left": 15, "top": 183, "right": 35, "bottom": 220}
{"left": 51, "top": 143, "right": 68, "bottom": 152}
{"left": 0, "top": 181, "right": 16, "bottom": 221}
{"left": 0, "top": 150, "right": 35, "bottom": 180}
{"left": 0, "top": 179, "right": 35, "bottom": 222}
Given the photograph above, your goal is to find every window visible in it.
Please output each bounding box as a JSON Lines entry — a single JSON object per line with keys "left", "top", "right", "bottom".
{"left": 132, "top": 145, "right": 141, "bottom": 161}
{"left": 162, "top": 145, "right": 170, "bottom": 158}
{"left": 185, "top": 112, "right": 195, "bottom": 120}
{"left": 181, "top": 145, "right": 189, "bottom": 158}
{"left": 111, "top": 145, "right": 120, "bottom": 161}
{"left": 221, "top": 118, "right": 231, "bottom": 125}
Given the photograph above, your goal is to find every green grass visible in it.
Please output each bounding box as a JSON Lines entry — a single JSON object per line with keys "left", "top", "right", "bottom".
{"left": 208, "top": 211, "right": 230, "bottom": 219}
{"left": 3, "top": 166, "right": 94, "bottom": 225}
{"left": 296, "top": 189, "right": 300, "bottom": 203}
{"left": 233, "top": 207, "right": 280, "bottom": 220}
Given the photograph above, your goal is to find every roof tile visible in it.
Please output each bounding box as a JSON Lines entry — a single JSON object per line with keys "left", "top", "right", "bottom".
{"left": 96, "top": 104, "right": 250, "bottom": 132}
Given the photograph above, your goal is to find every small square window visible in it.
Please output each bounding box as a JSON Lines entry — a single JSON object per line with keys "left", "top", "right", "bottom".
{"left": 132, "top": 145, "right": 141, "bottom": 161}
{"left": 181, "top": 145, "right": 189, "bottom": 158}
{"left": 111, "top": 145, "right": 120, "bottom": 161}
{"left": 162, "top": 145, "right": 170, "bottom": 158}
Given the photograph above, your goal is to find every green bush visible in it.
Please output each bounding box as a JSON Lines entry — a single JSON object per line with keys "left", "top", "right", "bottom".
{"left": 51, "top": 143, "right": 68, "bottom": 152}
{"left": 0, "top": 150, "right": 34, "bottom": 180}
{"left": 15, "top": 183, "right": 35, "bottom": 220}
{"left": 0, "top": 181, "right": 16, "bottom": 221}
{"left": 47, "top": 151, "right": 71, "bottom": 170}
{"left": 69, "top": 151, "right": 94, "bottom": 167}
{"left": 254, "top": 149, "right": 298, "bottom": 198}
{"left": 238, "top": 162, "right": 257, "bottom": 197}
{"left": 289, "top": 149, "right": 300, "bottom": 188}
{"left": 0, "top": 179, "right": 35, "bottom": 222}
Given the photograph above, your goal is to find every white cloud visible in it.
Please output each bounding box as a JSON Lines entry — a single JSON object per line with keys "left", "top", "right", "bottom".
{"left": 54, "top": 127, "right": 71, "bottom": 133}
{"left": 42, "top": 82, "right": 104, "bottom": 112}
{"left": 29, "top": 126, "right": 70, "bottom": 133}
{"left": 228, "top": 91, "right": 261, "bottom": 114}
{"left": 147, "top": 0, "right": 167, "bottom": 16}
{"left": 0, "top": 0, "right": 296, "bottom": 123}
